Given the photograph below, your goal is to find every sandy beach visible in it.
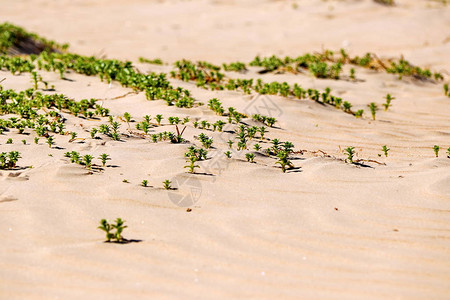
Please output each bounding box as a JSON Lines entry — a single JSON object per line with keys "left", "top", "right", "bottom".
{"left": 1, "top": 0, "right": 450, "bottom": 299}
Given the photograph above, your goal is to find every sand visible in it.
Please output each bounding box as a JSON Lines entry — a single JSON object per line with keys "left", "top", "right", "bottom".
{"left": 1, "top": 0, "right": 450, "bottom": 299}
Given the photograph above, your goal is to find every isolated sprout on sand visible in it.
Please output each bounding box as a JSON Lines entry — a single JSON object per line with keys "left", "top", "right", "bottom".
{"left": 163, "top": 180, "right": 172, "bottom": 190}
{"left": 99, "top": 153, "right": 110, "bottom": 167}
{"left": 368, "top": 102, "right": 378, "bottom": 120}
{"left": 383, "top": 94, "right": 395, "bottom": 111}
{"left": 345, "top": 147, "right": 355, "bottom": 163}
{"left": 224, "top": 151, "right": 232, "bottom": 158}
{"left": 382, "top": 145, "right": 390, "bottom": 157}
{"left": 433, "top": 145, "right": 440, "bottom": 157}
{"left": 141, "top": 180, "right": 148, "bottom": 187}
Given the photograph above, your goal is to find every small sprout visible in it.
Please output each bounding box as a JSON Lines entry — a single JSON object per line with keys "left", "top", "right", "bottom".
{"left": 444, "top": 83, "right": 449, "bottom": 96}
{"left": 382, "top": 145, "right": 390, "bottom": 157}
{"left": 433, "top": 145, "right": 440, "bottom": 157}
{"left": 34, "top": 137, "right": 39, "bottom": 144}
{"left": 345, "top": 147, "right": 355, "bottom": 163}
{"left": 123, "top": 179, "right": 129, "bottom": 183}
{"left": 155, "top": 114, "right": 163, "bottom": 126}
{"left": 98, "top": 219, "right": 114, "bottom": 242}
{"left": 245, "top": 153, "right": 255, "bottom": 163}
{"left": 99, "top": 153, "right": 110, "bottom": 167}
{"left": 275, "top": 150, "right": 293, "bottom": 173}
{"left": 163, "top": 180, "right": 172, "bottom": 190}
{"left": 368, "top": 102, "right": 378, "bottom": 120}
{"left": 6, "top": 138, "right": 13, "bottom": 144}
{"left": 22, "top": 139, "right": 26, "bottom": 145}
{"left": 254, "top": 144, "right": 261, "bottom": 151}
{"left": 447, "top": 147, "right": 450, "bottom": 158}
{"left": 90, "top": 128, "right": 98, "bottom": 139}
{"left": 112, "top": 218, "right": 127, "bottom": 242}
{"left": 184, "top": 156, "right": 200, "bottom": 173}
{"left": 123, "top": 112, "right": 132, "bottom": 123}
{"left": 354, "top": 109, "right": 364, "bottom": 118}
{"left": 46, "top": 136, "right": 54, "bottom": 148}
{"left": 227, "top": 140, "right": 234, "bottom": 149}
{"left": 83, "top": 154, "right": 93, "bottom": 169}
{"left": 383, "top": 94, "right": 395, "bottom": 111}
{"left": 141, "top": 180, "right": 148, "bottom": 187}
{"left": 70, "top": 131, "right": 77, "bottom": 141}
{"left": 350, "top": 68, "right": 355, "bottom": 80}
{"left": 224, "top": 151, "right": 232, "bottom": 158}
{"left": 343, "top": 101, "right": 352, "bottom": 113}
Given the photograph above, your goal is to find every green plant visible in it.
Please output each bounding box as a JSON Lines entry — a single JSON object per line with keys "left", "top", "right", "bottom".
{"left": 224, "top": 151, "right": 231, "bottom": 158}
{"left": 21, "top": 139, "right": 26, "bottom": 145}
{"left": 46, "top": 136, "right": 54, "bottom": 148}
{"left": 368, "top": 102, "right": 378, "bottom": 120}
{"left": 383, "top": 94, "right": 394, "bottom": 111}
{"left": 34, "top": 137, "right": 39, "bottom": 144}
{"left": 141, "top": 180, "right": 148, "bottom": 187}
{"left": 382, "top": 145, "right": 390, "bottom": 157}
{"left": 184, "top": 156, "right": 200, "bottom": 173}
{"left": 6, "top": 138, "right": 12, "bottom": 144}
{"left": 70, "top": 131, "right": 77, "bottom": 141}
{"left": 433, "top": 145, "right": 440, "bottom": 157}
{"left": 155, "top": 114, "right": 163, "bottom": 126}
{"left": 350, "top": 68, "right": 355, "bottom": 80}
{"left": 0, "top": 151, "right": 21, "bottom": 169}
{"left": 444, "top": 83, "right": 449, "bottom": 96}
{"left": 98, "top": 218, "right": 128, "bottom": 243}
{"left": 254, "top": 144, "right": 261, "bottom": 151}
{"left": 345, "top": 147, "right": 355, "bottom": 163}
{"left": 275, "top": 151, "right": 293, "bottom": 173}
{"left": 122, "top": 179, "right": 129, "bottom": 183}
{"left": 447, "top": 147, "right": 450, "bottom": 158}
{"left": 354, "top": 109, "right": 364, "bottom": 118}
{"left": 246, "top": 153, "right": 255, "bottom": 163}
{"left": 98, "top": 219, "right": 114, "bottom": 242}
{"left": 99, "top": 153, "right": 110, "bottom": 167}
{"left": 83, "top": 154, "right": 93, "bottom": 169}
{"left": 123, "top": 112, "right": 132, "bottom": 123}
{"left": 163, "top": 179, "right": 172, "bottom": 190}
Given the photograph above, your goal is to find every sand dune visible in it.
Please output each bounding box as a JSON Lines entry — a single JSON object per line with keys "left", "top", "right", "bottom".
{"left": 1, "top": 0, "right": 450, "bottom": 299}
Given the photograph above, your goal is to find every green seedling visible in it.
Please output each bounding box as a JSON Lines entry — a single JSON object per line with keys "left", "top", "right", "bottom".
{"left": 141, "top": 180, "right": 148, "bottom": 187}
{"left": 254, "top": 144, "right": 261, "bottom": 151}
{"left": 383, "top": 94, "right": 394, "bottom": 111}
{"left": 70, "top": 131, "right": 77, "bottom": 141}
{"left": 246, "top": 153, "right": 255, "bottom": 163}
{"left": 163, "top": 180, "right": 172, "bottom": 190}
{"left": 345, "top": 146, "right": 355, "bottom": 163}
{"left": 354, "top": 109, "right": 364, "bottom": 118}
{"left": 184, "top": 156, "right": 200, "bottom": 173}
{"left": 99, "top": 153, "right": 110, "bottom": 167}
{"left": 368, "top": 102, "right": 378, "bottom": 120}
{"left": 6, "top": 138, "right": 12, "bottom": 144}
{"left": 382, "top": 145, "right": 390, "bottom": 157}
{"left": 83, "top": 154, "right": 93, "bottom": 169}
{"left": 224, "top": 151, "right": 231, "bottom": 158}
{"left": 155, "top": 114, "right": 163, "bottom": 126}
{"left": 22, "top": 139, "right": 26, "bottom": 145}
{"left": 112, "top": 218, "right": 127, "bottom": 242}
{"left": 447, "top": 147, "right": 450, "bottom": 158}
{"left": 46, "top": 136, "right": 54, "bottom": 148}
{"left": 123, "top": 112, "right": 132, "bottom": 123}
{"left": 34, "top": 137, "right": 39, "bottom": 144}
{"left": 275, "top": 150, "right": 293, "bottom": 173}
{"left": 350, "top": 68, "right": 355, "bottom": 80}
{"left": 98, "top": 219, "right": 114, "bottom": 242}
{"left": 433, "top": 145, "right": 440, "bottom": 157}
{"left": 444, "top": 84, "right": 449, "bottom": 96}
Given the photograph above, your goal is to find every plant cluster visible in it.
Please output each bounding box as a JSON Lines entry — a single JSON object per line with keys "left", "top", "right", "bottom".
{"left": 0, "top": 151, "right": 21, "bottom": 169}
{"left": 98, "top": 218, "right": 127, "bottom": 243}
